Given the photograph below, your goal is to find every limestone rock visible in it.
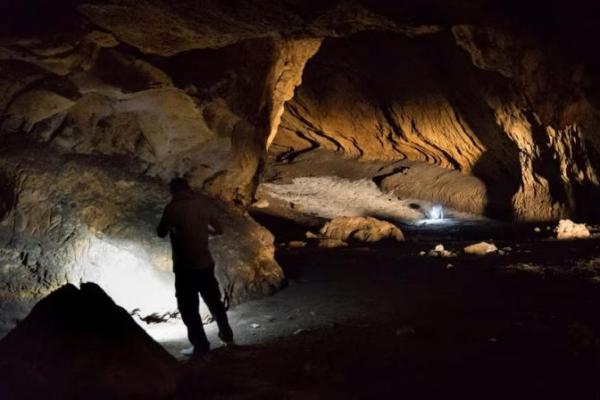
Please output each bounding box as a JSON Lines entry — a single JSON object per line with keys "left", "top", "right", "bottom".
{"left": 0, "top": 143, "right": 284, "bottom": 337}
{"left": 319, "top": 216, "right": 405, "bottom": 243}
{"left": 428, "top": 244, "right": 456, "bottom": 258}
{"left": 555, "top": 219, "right": 590, "bottom": 240}
{"left": 272, "top": 29, "right": 600, "bottom": 222}
{"left": 464, "top": 242, "right": 498, "bottom": 256}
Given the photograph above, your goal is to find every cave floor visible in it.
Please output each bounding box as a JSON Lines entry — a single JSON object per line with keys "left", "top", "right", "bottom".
{"left": 163, "top": 221, "right": 600, "bottom": 399}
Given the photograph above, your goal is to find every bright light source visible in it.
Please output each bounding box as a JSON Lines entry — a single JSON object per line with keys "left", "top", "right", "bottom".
{"left": 429, "top": 204, "right": 444, "bottom": 220}
{"left": 76, "top": 236, "right": 177, "bottom": 315}
{"left": 66, "top": 236, "right": 192, "bottom": 341}
{"left": 417, "top": 204, "right": 453, "bottom": 225}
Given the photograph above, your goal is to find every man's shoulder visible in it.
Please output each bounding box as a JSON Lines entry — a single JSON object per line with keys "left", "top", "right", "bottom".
{"left": 169, "top": 193, "right": 217, "bottom": 211}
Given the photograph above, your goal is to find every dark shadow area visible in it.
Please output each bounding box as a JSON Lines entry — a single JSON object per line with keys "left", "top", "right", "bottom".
{"left": 0, "top": 171, "right": 15, "bottom": 221}
{"left": 177, "top": 237, "right": 600, "bottom": 399}
{"left": 429, "top": 33, "right": 523, "bottom": 220}
{"left": 527, "top": 110, "right": 570, "bottom": 204}
{"left": 251, "top": 211, "right": 317, "bottom": 243}
{"left": 0, "top": 282, "right": 178, "bottom": 400}
{"left": 573, "top": 141, "right": 600, "bottom": 222}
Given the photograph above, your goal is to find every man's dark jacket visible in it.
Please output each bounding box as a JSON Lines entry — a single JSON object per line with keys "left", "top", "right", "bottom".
{"left": 157, "top": 191, "right": 223, "bottom": 272}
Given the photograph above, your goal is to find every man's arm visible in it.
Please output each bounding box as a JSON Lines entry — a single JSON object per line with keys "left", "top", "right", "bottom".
{"left": 156, "top": 206, "right": 171, "bottom": 238}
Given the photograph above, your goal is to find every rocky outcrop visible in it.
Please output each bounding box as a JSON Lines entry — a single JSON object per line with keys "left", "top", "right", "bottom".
{"left": 1, "top": 0, "right": 600, "bottom": 336}
{"left": 0, "top": 283, "right": 179, "bottom": 400}
{"left": 202, "top": 37, "right": 322, "bottom": 205}
{"left": 0, "top": 142, "right": 283, "bottom": 337}
{"left": 271, "top": 29, "right": 600, "bottom": 221}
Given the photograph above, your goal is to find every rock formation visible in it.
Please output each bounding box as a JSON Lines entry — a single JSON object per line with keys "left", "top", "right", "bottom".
{"left": 0, "top": 283, "right": 179, "bottom": 400}
{"left": 0, "top": 141, "right": 283, "bottom": 336}
{"left": 1, "top": 0, "right": 600, "bottom": 336}
{"left": 271, "top": 29, "right": 600, "bottom": 221}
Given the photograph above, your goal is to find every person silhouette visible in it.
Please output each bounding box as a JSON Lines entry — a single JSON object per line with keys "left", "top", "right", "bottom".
{"left": 157, "top": 178, "right": 234, "bottom": 359}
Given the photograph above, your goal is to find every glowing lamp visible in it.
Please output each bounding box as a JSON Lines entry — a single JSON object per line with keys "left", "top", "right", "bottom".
{"left": 429, "top": 204, "right": 444, "bottom": 220}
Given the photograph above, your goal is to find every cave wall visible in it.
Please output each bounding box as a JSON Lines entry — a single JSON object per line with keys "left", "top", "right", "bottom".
{"left": 272, "top": 29, "right": 600, "bottom": 221}
{"left": 1, "top": 0, "right": 600, "bottom": 333}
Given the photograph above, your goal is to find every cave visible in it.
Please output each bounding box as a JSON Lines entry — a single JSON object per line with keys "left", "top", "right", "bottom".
{"left": 1, "top": 1, "right": 600, "bottom": 399}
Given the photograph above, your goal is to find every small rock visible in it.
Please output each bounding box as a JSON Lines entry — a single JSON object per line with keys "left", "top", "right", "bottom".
{"left": 288, "top": 240, "right": 307, "bottom": 248}
{"left": 305, "top": 231, "right": 319, "bottom": 239}
{"left": 251, "top": 199, "right": 269, "bottom": 209}
{"left": 428, "top": 244, "right": 456, "bottom": 257}
{"left": 489, "top": 337, "right": 498, "bottom": 343}
{"left": 250, "top": 323, "right": 261, "bottom": 329}
{"left": 419, "top": 251, "right": 426, "bottom": 256}
{"left": 446, "top": 263, "right": 454, "bottom": 269}
{"left": 464, "top": 242, "right": 497, "bottom": 255}
{"left": 498, "top": 250, "right": 506, "bottom": 256}
{"left": 534, "top": 227, "right": 541, "bottom": 233}
{"left": 502, "top": 247, "right": 512, "bottom": 252}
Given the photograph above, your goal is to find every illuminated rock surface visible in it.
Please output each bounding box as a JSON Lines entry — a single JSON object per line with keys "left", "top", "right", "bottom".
{"left": 0, "top": 141, "right": 283, "bottom": 337}
{"left": 318, "top": 216, "right": 405, "bottom": 243}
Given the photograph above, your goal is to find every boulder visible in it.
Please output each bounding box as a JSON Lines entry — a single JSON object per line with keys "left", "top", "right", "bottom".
{"left": 555, "top": 219, "right": 590, "bottom": 240}
{"left": 0, "top": 283, "right": 179, "bottom": 400}
{"left": 319, "top": 216, "right": 405, "bottom": 243}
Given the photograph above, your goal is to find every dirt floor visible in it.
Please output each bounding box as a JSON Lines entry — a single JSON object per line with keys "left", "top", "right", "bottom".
{"left": 164, "top": 216, "right": 600, "bottom": 399}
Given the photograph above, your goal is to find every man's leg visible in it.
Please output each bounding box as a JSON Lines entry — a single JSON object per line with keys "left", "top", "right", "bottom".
{"left": 197, "top": 268, "right": 233, "bottom": 342}
{"left": 175, "top": 271, "right": 210, "bottom": 354}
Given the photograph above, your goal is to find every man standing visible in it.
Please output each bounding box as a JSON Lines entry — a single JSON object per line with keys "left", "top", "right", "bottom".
{"left": 157, "top": 178, "right": 234, "bottom": 359}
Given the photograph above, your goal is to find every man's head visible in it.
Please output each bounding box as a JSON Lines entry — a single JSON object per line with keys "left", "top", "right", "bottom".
{"left": 169, "top": 177, "right": 192, "bottom": 194}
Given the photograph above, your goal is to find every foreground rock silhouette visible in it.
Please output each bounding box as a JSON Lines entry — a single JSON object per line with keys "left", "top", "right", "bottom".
{"left": 0, "top": 283, "right": 178, "bottom": 400}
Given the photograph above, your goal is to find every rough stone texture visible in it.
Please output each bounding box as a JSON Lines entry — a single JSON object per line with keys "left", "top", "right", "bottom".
{"left": 319, "top": 216, "right": 405, "bottom": 243}
{"left": 271, "top": 30, "right": 600, "bottom": 221}
{"left": 0, "top": 142, "right": 283, "bottom": 337}
{"left": 0, "top": 283, "right": 179, "bottom": 400}
{"left": 203, "top": 37, "right": 322, "bottom": 205}
{"left": 555, "top": 219, "right": 591, "bottom": 240}
{"left": 77, "top": 1, "right": 438, "bottom": 56}
{"left": 463, "top": 242, "right": 498, "bottom": 256}
{"left": 2, "top": 0, "right": 600, "bottom": 335}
